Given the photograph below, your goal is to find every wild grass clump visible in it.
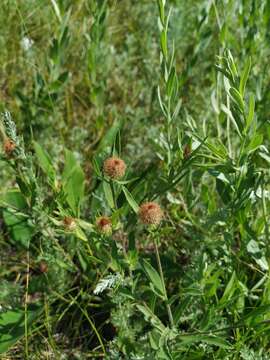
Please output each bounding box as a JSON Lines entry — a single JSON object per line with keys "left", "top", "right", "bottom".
{"left": 0, "top": 0, "right": 269, "bottom": 359}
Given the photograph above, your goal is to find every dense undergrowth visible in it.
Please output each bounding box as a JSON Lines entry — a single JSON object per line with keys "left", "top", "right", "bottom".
{"left": 0, "top": 0, "right": 270, "bottom": 359}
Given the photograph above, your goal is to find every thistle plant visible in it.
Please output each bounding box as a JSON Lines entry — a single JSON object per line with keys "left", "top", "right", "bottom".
{"left": 0, "top": 1, "right": 270, "bottom": 359}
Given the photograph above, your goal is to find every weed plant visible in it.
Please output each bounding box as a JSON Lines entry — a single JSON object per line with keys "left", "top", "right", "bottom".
{"left": 0, "top": 0, "right": 269, "bottom": 359}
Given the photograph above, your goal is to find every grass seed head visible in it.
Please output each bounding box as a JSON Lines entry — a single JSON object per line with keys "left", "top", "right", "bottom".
{"left": 139, "top": 202, "right": 163, "bottom": 226}
{"left": 96, "top": 216, "right": 112, "bottom": 235}
{"left": 103, "top": 157, "right": 126, "bottom": 180}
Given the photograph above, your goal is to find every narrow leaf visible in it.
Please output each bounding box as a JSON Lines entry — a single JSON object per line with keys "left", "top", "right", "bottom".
{"left": 102, "top": 181, "right": 114, "bottom": 209}
{"left": 239, "top": 57, "right": 251, "bottom": 97}
{"left": 122, "top": 186, "right": 139, "bottom": 213}
{"left": 246, "top": 93, "right": 255, "bottom": 130}
{"left": 142, "top": 259, "right": 165, "bottom": 296}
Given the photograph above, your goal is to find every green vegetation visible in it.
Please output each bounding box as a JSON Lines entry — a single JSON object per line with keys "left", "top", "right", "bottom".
{"left": 0, "top": 0, "right": 270, "bottom": 358}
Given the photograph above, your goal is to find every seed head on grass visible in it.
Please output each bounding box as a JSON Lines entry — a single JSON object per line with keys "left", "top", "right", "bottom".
{"left": 103, "top": 157, "right": 126, "bottom": 180}
{"left": 3, "top": 138, "right": 16, "bottom": 156}
{"left": 139, "top": 202, "right": 163, "bottom": 226}
{"left": 96, "top": 216, "right": 112, "bottom": 235}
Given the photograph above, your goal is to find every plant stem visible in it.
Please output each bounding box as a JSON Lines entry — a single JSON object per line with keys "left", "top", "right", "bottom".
{"left": 153, "top": 236, "right": 174, "bottom": 328}
{"left": 24, "top": 249, "right": 30, "bottom": 359}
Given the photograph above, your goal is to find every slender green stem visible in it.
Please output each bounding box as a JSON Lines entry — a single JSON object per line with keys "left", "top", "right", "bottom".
{"left": 70, "top": 292, "right": 106, "bottom": 354}
{"left": 110, "top": 179, "right": 116, "bottom": 209}
{"left": 24, "top": 250, "right": 30, "bottom": 359}
{"left": 153, "top": 235, "right": 174, "bottom": 328}
{"left": 262, "top": 177, "right": 270, "bottom": 257}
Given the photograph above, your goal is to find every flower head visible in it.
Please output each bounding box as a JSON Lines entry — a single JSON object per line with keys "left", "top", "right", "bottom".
{"left": 3, "top": 138, "right": 16, "bottom": 156}
{"left": 39, "top": 260, "right": 48, "bottom": 273}
{"left": 139, "top": 202, "right": 163, "bottom": 226}
{"left": 103, "top": 157, "right": 126, "bottom": 180}
{"left": 63, "top": 216, "right": 76, "bottom": 231}
{"left": 183, "top": 144, "right": 191, "bottom": 159}
{"left": 96, "top": 216, "right": 112, "bottom": 235}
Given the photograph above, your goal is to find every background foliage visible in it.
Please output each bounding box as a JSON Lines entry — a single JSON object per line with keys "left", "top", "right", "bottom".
{"left": 0, "top": 0, "right": 270, "bottom": 358}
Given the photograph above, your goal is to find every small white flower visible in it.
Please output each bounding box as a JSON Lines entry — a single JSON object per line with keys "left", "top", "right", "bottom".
{"left": 21, "top": 36, "right": 34, "bottom": 51}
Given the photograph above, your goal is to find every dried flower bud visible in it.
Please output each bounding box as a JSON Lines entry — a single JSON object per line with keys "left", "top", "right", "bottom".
{"left": 39, "top": 260, "right": 48, "bottom": 273}
{"left": 96, "top": 216, "right": 112, "bottom": 235}
{"left": 184, "top": 144, "right": 191, "bottom": 159}
{"left": 3, "top": 138, "right": 16, "bottom": 156}
{"left": 103, "top": 157, "right": 126, "bottom": 180}
{"left": 63, "top": 216, "right": 76, "bottom": 231}
{"left": 139, "top": 202, "right": 163, "bottom": 226}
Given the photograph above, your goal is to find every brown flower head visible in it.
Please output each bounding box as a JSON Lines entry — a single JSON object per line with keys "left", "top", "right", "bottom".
{"left": 4, "top": 138, "right": 16, "bottom": 156}
{"left": 96, "top": 216, "right": 112, "bottom": 235}
{"left": 139, "top": 202, "right": 163, "bottom": 226}
{"left": 63, "top": 216, "right": 76, "bottom": 231}
{"left": 183, "top": 144, "right": 191, "bottom": 159}
{"left": 103, "top": 157, "right": 126, "bottom": 180}
{"left": 39, "top": 260, "right": 48, "bottom": 273}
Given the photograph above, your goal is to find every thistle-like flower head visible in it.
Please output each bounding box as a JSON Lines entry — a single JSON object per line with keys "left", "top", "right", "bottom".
{"left": 63, "top": 216, "right": 76, "bottom": 231}
{"left": 139, "top": 202, "right": 163, "bottom": 226}
{"left": 96, "top": 216, "right": 112, "bottom": 235}
{"left": 3, "top": 138, "right": 16, "bottom": 156}
{"left": 103, "top": 157, "right": 126, "bottom": 180}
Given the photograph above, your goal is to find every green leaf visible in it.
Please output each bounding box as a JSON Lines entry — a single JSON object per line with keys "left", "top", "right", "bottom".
{"left": 166, "top": 68, "right": 177, "bottom": 99}
{"left": 1, "top": 190, "right": 33, "bottom": 248}
{"left": 1, "top": 189, "right": 27, "bottom": 209}
{"left": 3, "top": 210, "right": 33, "bottom": 248}
{"left": 92, "top": 156, "right": 102, "bottom": 177}
{"left": 157, "top": 0, "right": 165, "bottom": 25}
{"left": 178, "top": 334, "right": 231, "bottom": 349}
{"left": 122, "top": 186, "right": 139, "bottom": 213}
{"left": 62, "top": 149, "right": 77, "bottom": 181}
{"left": 33, "top": 141, "right": 55, "bottom": 184}
{"left": 173, "top": 297, "right": 191, "bottom": 326}
{"left": 244, "top": 304, "right": 270, "bottom": 325}
{"left": 239, "top": 57, "right": 251, "bottom": 97}
{"left": 102, "top": 181, "right": 114, "bottom": 209}
{"left": 246, "top": 134, "right": 263, "bottom": 153}
{"left": 219, "top": 271, "right": 237, "bottom": 306}
{"left": 141, "top": 259, "right": 165, "bottom": 297}
{"left": 136, "top": 304, "right": 165, "bottom": 333}
{"left": 74, "top": 226, "right": 88, "bottom": 242}
{"left": 62, "top": 150, "right": 85, "bottom": 216}
{"left": 227, "top": 49, "right": 238, "bottom": 79}
{"left": 229, "top": 87, "right": 245, "bottom": 113}
{"left": 160, "top": 30, "right": 167, "bottom": 59}
{"left": 246, "top": 93, "right": 255, "bottom": 131}
{"left": 0, "top": 307, "right": 42, "bottom": 354}
{"left": 221, "top": 104, "right": 242, "bottom": 138}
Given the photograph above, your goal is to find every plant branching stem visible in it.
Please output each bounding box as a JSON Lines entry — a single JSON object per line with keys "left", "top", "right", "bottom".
{"left": 153, "top": 236, "right": 174, "bottom": 328}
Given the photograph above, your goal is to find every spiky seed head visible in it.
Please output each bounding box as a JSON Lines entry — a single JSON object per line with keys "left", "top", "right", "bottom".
{"left": 96, "top": 216, "right": 112, "bottom": 235}
{"left": 3, "top": 138, "right": 16, "bottom": 156}
{"left": 139, "top": 202, "right": 163, "bottom": 226}
{"left": 63, "top": 216, "right": 76, "bottom": 231}
{"left": 103, "top": 157, "right": 126, "bottom": 180}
